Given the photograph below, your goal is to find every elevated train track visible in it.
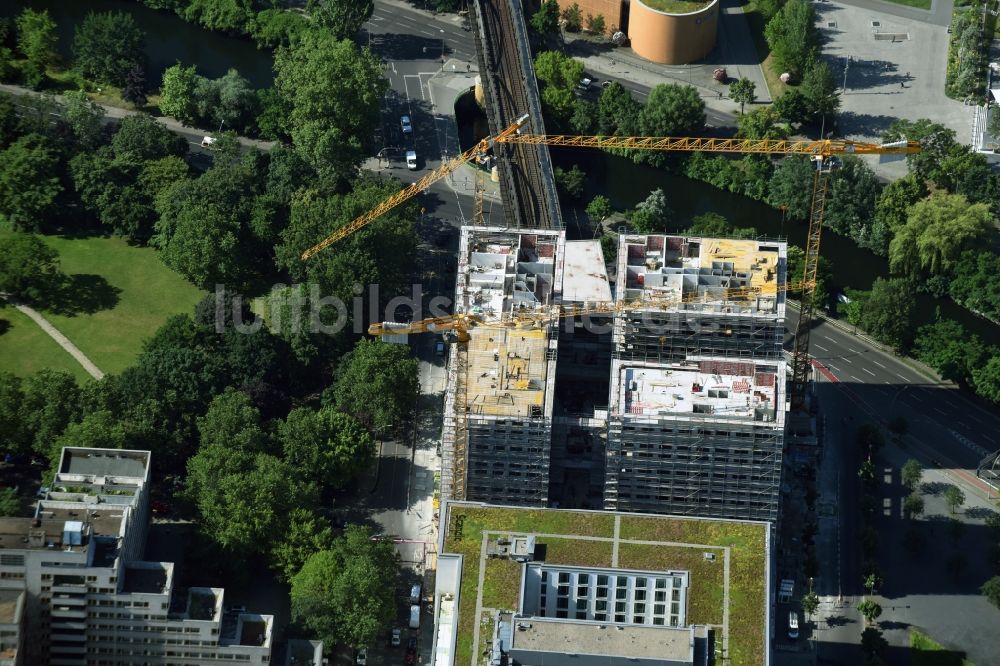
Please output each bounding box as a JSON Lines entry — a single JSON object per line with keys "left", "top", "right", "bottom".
{"left": 471, "top": 0, "right": 562, "bottom": 230}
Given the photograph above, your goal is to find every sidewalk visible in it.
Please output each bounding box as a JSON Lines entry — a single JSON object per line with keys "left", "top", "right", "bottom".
{"left": 1, "top": 293, "right": 104, "bottom": 380}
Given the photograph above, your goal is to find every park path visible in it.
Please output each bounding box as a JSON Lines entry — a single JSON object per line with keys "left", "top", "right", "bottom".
{"left": 2, "top": 294, "right": 104, "bottom": 380}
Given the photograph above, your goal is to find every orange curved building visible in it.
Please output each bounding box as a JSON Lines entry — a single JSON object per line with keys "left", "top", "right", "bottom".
{"left": 628, "top": 0, "right": 719, "bottom": 65}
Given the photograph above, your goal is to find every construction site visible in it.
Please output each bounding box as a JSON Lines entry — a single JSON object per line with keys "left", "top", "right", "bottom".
{"left": 434, "top": 228, "right": 789, "bottom": 522}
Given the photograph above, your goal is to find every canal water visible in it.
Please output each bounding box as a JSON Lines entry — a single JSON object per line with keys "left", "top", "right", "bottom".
{"left": 3, "top": 0, "right": 274, "bottom": 87}
{"left": 454, "top": 96, "right": 999, "bottom": 342}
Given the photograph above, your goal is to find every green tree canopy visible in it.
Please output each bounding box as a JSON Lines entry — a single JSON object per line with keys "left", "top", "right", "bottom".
{"left": 598, "top": 82, "right": 641, "bottom": 136}
{"left": 62, "top": 90, "right": 106, "bottom": 150}
{"left": 971, "top": 355, "right": 1000, "bottom": 405}
{"left": 278, "top": 406, "right": 376, "bottom": 490}
{"left": 72, "top": 11, "right": 145, "bottom": 86}
{"left": 640, "top": 83, "right": 705, "bottom": 138}
{"left": 882, "top": 119, "right": 957, "bottom": 187}
{"left": 870, "top": 175, "right": 927, "bottom": 256}
{"left": 983, "top": 576, "right": 1000, "bottom": 609}
{"left": 554, "top": 165, "right": 586, "bottom": 201}
{"left": 531, "top": 0, "right": 561, "bottom": 35}
{"left": 562, "top": 2, "right": 583, "bottom": 32}
{"left": 112, "top": 113, "right": 188, "bottom": 160}
{"left": 122, "top": 64, "right": 148, "bottom": 107}
{"left": 901, "top": 459, "right": 922, "bottom": 491}
{"left": 729, "top": 77, "right": 757, "bottom": 114}
{"left": 585, "top": 195, "right": 613, "bottom": 222}
{"left": 269, "top": 507, "right": 334, "bottom": 582}
{"left": 888, "top": 192, "right": 994, "bottom": 278}
{"left": 0, "top": 373, "right": 30, "bottom": 457}
{"left": 159, "top": 62, "right": 199, "bottom": 125}
{"left": 903, "top": 492, "right": 924, "bottom": 519}
{"left": 19, "top": 370, "right": 82, "bottom": 458}
{"left": 290, "top": 525, "right": 400, "bottom": 648}
{"left": 912, "top": 317, "right": 984, "bottom": 384}
{"left": 0, "top": 487, "right": 19, "bottom": 517}
{"left": 764, "top": 0, "right": 822, "bottom": 77}
{"left": 766, "top": 155, "right": 813, "bottom": 220}
{"left": 197, "top": 388, "right": 269, "bottom": 452}
{"left": 534, "top": 51, "right": 585, "bottom": 124}
{"left": 325, "top": 339, "right": 419, "bottom": 435}
{"left": 307, "top": 0, "right": 374, "bottom": 40}
{"left": 631, "top": 188, "right": 673, "bottom": 233}
{"left": 0, "top": 233, "right": 62, "bottom": 301}
{"left": 736, "top": 107, "right": 787, "bottom": 140}
{"left": 944, "top": 485, "right": 965, "bottom": 514}
{"left": 823, "top": 156, "right": 879, "bottom": 242}
{"left": 856, "top": 599, "right": 882, "bottom": 623}
{"left": 16, "top": 9, "right": 57, "bottom": 88}
{"left": 274, "top": 29, "right": 386, "bottom": 182}
{"left": 800, "top": 61, "right": 840, "bottom": 118}
{"left": 856, "top": 277, "right": 917, "bottom": 350}
{"left": 0, "top": 133, "right": 63, "bottom": 232}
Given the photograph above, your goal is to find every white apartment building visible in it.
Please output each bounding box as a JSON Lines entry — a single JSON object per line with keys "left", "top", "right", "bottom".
{"left": 0, "top": 447, "right": 316, "bottom": 666}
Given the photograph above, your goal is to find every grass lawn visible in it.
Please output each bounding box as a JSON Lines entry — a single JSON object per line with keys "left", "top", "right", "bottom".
{"left": 881, "top": 0, "right": 932, "bottom": 8}
{"left": 910, "top": 630, "right": 975, "bottom": 666}
{"left": 640, "top": 0, "right": 712, "bottom": 13}
{"left": 0, "top": 232, "right": 204, "bottom": 377}
{"left": 620, "top": 516, "right": 767, "bottom": 665}
{"left": 617, "top": 543, "right": 726, "bottom": 625}
{"left": 481, "top": 559, "right": 522, "bottom": 610}
{"left": 0, "top": 303, "right": 93, "bottom": 383}
{"left": 538, "top": 537, "right": 613, "bottom": 567}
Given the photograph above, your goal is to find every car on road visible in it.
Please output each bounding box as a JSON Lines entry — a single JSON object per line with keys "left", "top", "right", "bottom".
{"left": 406, "top": 150, "right": 418, "bottom": 170}
{"left": 787, "top": 610, "right": 799, "bottom": 639}
{"left": 391, "top": 628, "right": 402, "bottom": 647}
{"left": 405, "top": 637, "right": 417, "bottom": 663}
{"left": 200, "top": 136, "right": 216, "bottom": 148}
{"left": 400, "top": 115, "right": 412, "bottom": 134}
{"left": 356, "top": 648, "right": 368, "bottom": 666}
{"left": 435, "top": 341, "right": 446, "bottom": 357}
{"left": 577, "top": 77, "right": 593, "bottom": 91}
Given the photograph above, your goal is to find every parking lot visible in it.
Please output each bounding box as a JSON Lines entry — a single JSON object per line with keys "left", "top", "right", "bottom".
{"left": 815, "top": 1, "right": 972, "bottom": 173}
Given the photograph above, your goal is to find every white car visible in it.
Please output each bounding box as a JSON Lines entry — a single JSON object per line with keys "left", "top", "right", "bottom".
{"left": 356, "top": 648, "right": 368, "bottom": 665}
{"left": 577, "top": 77, "right": 593, "bottom": 91}
{"left": 787, "top": 610, "right": 799, "bottom": 639}
{"left": 400, "top": 115, "right": 412, "bottom": 134}
{"left": 406, "top": 150, "right": 418, "bottom": 170}
{"left": 391, "top": 628, "right": 402, "bottom": 647}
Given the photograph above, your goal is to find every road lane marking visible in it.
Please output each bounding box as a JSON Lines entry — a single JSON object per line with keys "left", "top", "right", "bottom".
{"left": 814, "top": 343, "right": 829, "bottom": 351}
{"left": 847, "top": 348, "right": 860, "bottom": 353}
{"left": 933, "top": 407, "right": 947, "bottom": 415}
{"left": 843, "top": 357, "right": 853, "bottom": 364}
{"left": 896, "top": 373, "right": 909, "bottom": 381}
{"left": 872, "top": 360, "right": 887, "bottom": 369}
{"left": 984, "top": 434, "right": 997, "bottom": 443}
{"left": 969, "top": 414, "right": 984, "bottom": 425}
{"left": 862, "top": 368, "right": 876, "bottom": 377}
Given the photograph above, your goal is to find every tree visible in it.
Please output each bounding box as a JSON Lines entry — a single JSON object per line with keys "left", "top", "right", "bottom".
{"left": 800, "top": 590, "right": 819, "bottom": 620}
{"left": 631, "top": 188, "right": 673, "bottom": 233}
{"left": 764, "top": 0, "right": 821, "bottom": 77}
{"left": 0, "top": 373, "right": 30, "bottom": 458}
{"left": 570, "top": 99, "right": 599, "bottom": 135}
{"left": 327, "top": 339, "right": 419, "bottom": 435}
{"left": 0, "top": 234, "right": 62, "bottom": 301}
{"left": 823, "top": 156, "right": 879, "bottom": 243}
{"left": 882, "top": 119, "right": 958, "bottom": 187}
{"left": 534, "top": 51, "right": 585, "bottom": 125}
{"left": 598, "top": 82, "right": 642, "bottom": 135}
{"left": 986, "top": 511, "right": 1000, "bottom": 534}
{"left": 736, "top": 107, "right": 787, "bottom": 140}
{"left": 857, "top": 278, "right": 917, "bottom": 350}
{"left": 913, "top": 318, "right": 985, "bottom": 384}
{"left": 269, "top": 508, "right": 334, "bottom": 582}
{"left": 767, "top": 155, "right": 813, "bottom": 220}
{"left": 887, "top": 416, "right": 908, "bottom": 438}
{"left": 800, "top": 61, "right": 840, "bottom": 118}
{"left": 689, "top": 212, "right": 730, "bottom": 236}
{"left": 72, "top": 11, "right": 145, "bottom": 86}
{"left": 0, "top": 134, "right": 62, "bottom": 232}
{"left": 773, "top": 88, "right": 810, "bottom": 124}
{"left": 562, "top": 2, "right": 583, "bottom": 32}
{"left": 290, "top": 525, "right": 399, "bottom": 648}
{"left": 185, "top": 445, "right": 316, "bottom": 558}
{"left": 856, "top": 599, "right": 882, "bottom": 624}
{"left": 889, "top": 193, "right": 993, "bottom": 279}
{"left": 554, "top": 165, "right": 586, "bottom": 201}
{"left": 16, "top": 9, "right": 57, "bottom": 88}
{"left": 901, "top": 459, "right": 922, "bottom": 491}
{"left": 903, "top": 493, "right": 924, "bottom": 518}
{"left": 585, "top": 13, "right": 606, "bottom": 34}
{"left": 858, "top": 459, "right": 875, "bottom": 483}
{"left": 531, "top": 0, "right": 561, "bottom": 35}
{"left": 871, "top": 175, "right": 927, "bottom": 256}
{"left": 0, "top": 487, "right": 18, "bottom": 517}
{"left": 62, "top": 90, "right": 106, "bottom": 150}
{"left": 944, "top": 485, "right": 965, "bottom": 514}
{"left": 640, "top": 83, "right": 705, "bottom": 138}
{"left": 971, "top": 356, "right": 1000, "bottom": 405}
{"left": 274, "top": 29, "right": 386, "bottom": 182}
{"left": 18, "top": 370, "right": 81, "bottom": 458}
{"left": 112, "top": 113, "right": 188, "bottom": 160}
{"left": 197, "top": 388, "right": 268, "bottom": 452}
{"left": 863, "top": 573, "right": 881, "bottom": 595}
{"left": 861, "top": 627, "right": 888, "bottom": 658}
{"left": 122, "top": 64, "right": 148, "bottom": 107}
{"left": 856, "top": 423, "right": 885, "bottom": 454}
{"left": 159, "top": 62, "right": 200, "bottom": 125}
{"left": 0, "top": 20, "right": 14, "bottom": 82}
{"left": 983, "top": 576, "right": 1000, "bottom": 609}
{"left": 729, "top": 77, "right": 756, "bottom": 114}
{"left": 278, "top": 406, "right": 376, "bottom": 490}
{"left": 586, "top": 195, "right": 613, "bottom": 222}
{"left": 213, "top": 68, "right": 258, "bottom": 134}
{"left": 308, "top": 0, "right": 374, "bottom": 40}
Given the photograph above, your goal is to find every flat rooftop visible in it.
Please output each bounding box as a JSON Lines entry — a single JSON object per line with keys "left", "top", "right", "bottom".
{"left": 457, "top": 227, "right": 563, "bottom": 419}
{"left": 122, "top": 564, "right": 169, "bottom": 594}
{"left": 614, "top": 359, "right": 781, "bottom": 423}
{"left": 562, "top": 240, "right": 612, "bottom": 304}
{"left": 0, "top": 589, "right": 23, "bottom": 625}
{"left": 59, "top": 448, "right": 150, "bottom": 479}
{"left": 0, "top": 507, "right": 123, "bottom": 552}
{"left": 617, "top": 234, "right": 786, "bottom": 314}
{"left": 510, "top": 617, "right": 695, "bottom": 661}
{"left": 440, "top": 502, "right": 770, "bottom": 666}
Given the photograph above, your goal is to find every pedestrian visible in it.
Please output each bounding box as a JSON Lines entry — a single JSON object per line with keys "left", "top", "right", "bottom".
{"left": 718, "top": 91, "right": 723, "bottom": 99}
{"left": 900, "top": 82, "right": 904, "bottom": 89}
{"left": 905, "top": 71, "right": 910, "bottom": 77}
{"left": 467, "top": 63, "right": 471, "bottom": 72}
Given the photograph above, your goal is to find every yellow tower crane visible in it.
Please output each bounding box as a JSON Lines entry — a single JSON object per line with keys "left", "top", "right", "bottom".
{"left": 300, "top": 117, "right": 919, "bottom": 407}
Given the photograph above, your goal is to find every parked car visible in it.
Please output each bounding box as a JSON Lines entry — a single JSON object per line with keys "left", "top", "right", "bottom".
{"left": 400, "top": 115, "right": 412, "bottom": 134}
{"left": 408, "top": 604, "right": 421, "bottom": 630}
{"left": 787, "top": 611, "right": 799, "bottom": 639}
{"left": 435, "top": 341, "right": 446, "bottom": 357}
{"left": 577, "top": 77, "right": 593, "bottom": 91}
{"left": 200, "top": 136, "right": 216, "bottom": 148}
{"left": 406, "top": 150, "right": 418, "bottom": 170}
{"left": 356, "top": 648, "right": 368, "bottom": 666}
{"left": 391, "top": 628, "right": 402, "bottom": 647}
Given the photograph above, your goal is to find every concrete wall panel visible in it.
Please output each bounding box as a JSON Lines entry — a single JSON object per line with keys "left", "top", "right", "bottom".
{"left": 629, "top": 0, "right": 719, "bottom": 65}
